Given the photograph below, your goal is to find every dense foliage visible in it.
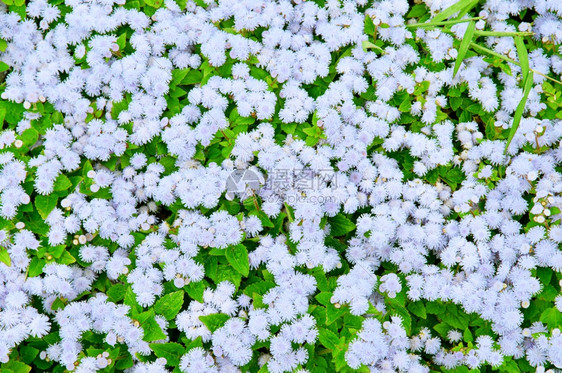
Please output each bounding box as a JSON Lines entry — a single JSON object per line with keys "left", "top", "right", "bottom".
{"left": 0, "top": 0, "right": 562, "bottom": 372}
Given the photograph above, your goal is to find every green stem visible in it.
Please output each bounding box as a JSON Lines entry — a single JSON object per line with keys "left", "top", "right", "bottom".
{"left": 469, "top": 42, "right": 518, "bottom": 63}
{"left": 407, "top": 16, "right": 482, "bottom": 28}
{"left": 474, "top": 30, "right": 534, "bottom": 37}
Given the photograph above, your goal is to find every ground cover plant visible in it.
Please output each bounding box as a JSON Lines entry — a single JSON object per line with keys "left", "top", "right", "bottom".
{"left": 0, "top": 0, "right": 562, "bottom": 371}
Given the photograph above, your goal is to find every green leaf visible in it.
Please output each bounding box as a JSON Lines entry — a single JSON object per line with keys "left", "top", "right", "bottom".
{"left": 332, "top": 341, "right": 349, "bottom": 371}
{"left": 364, "top": 14, "right": 375, "bottom": 35}
{"left": 199, "top": 313, "right": 230, "bottom": 332}
{"left": 315, "top": 292, "right": 332, "bottom": 306}
{"left": 361, "top": 40, "right": 383, "bottom": 53}
{"left": 181, "top": 70, "right": 202, "bottom": 85}
{"left": 538, "top": 285, "right": 562, "bottom": 302}
{"left": 149, "top": 342, "right": 185, "bottom": 367}
{"left": 174, "top": 0, "right": 186, "bottom": 9}
{"left": 498, "top": 357, "right": 521, "bottom": 373}
{"left": 233, "top": 116, "right": 255, "bottom": 126}
{"left": 0, "top": 107, "right": 5, "bottom": 127}
{"left": 314, "top": 292, "right": 349, "bottom": 326}
{"left": 536, "top": 267, "right": 553, "bottom": 286}
{"left": 49, "top": 245, "right": 65, "bottom": 258}
{"left": 137, "top": 309, "right": 167, "bottom": 342}
{"left": 498, "top": 62, "right": 513, "bottom": 76}
{"left": 51, "top": 297, "right": 66, "bottom": 311}
{"left": 0, "top": 61, "right": 9, "bottom": 72}
{"left": 35, "top": 194, "right": 58, "bottom": 219}
{"left": 225, "top": 244, "right": 249, "bottom": 277}
{"left": 115, "top": 355, "right": 134, "bottom": 370}
{"left": 514, "top": 36, "right": 529, "bottom": 80}
{"left": 58, "top": 251, "right": 76, "bottom": 265}
{"left": 389, "top": 303, "right": 412, "bottom": 335}
{"left": 540, "top": 307, "right": 562, "bottom": 330}
{"left": 305, "top": 135, "right": 320, "bottom": 147}
{"left": 431, "top": 0, "right": 478, "bottom": 23}
{"left": 243, "top": 280, "right": 276, "bottom": 297}
{"left": 0, "top": 39, "right": 7, "bottom": 52}
{"left": 154, "top": 291, "right": 184, "bottom": 320}
{"left": 318, "top": 328, "right": 340, "bottom": 350}
{"left": 453, "top": 21, "right": 476, "bottom": 77}
{"left": 463, "top": 328, "right": 473, "bottom": 342}
{"left": 144, "top": 0, "right": 163, "bottom": 7}
{"left": 407, "top": 301, "right": 426, "bottom": 319}
{"left": 505, "top": 71, "right": 534, "bottom": 153}
{"left": 433, "top": 322, "right": 450, "bottom": 338}
{"left": 0, "top": 248, "right": 10, "bottom": 267}
{"left": 124, "top": 285, "right": 141, "bottom": 313}
{"left": 124, "top": 0, "right": 139, "bottom": 8}
{"left": 116, "top": 32, "right": 127, "bottom": 50}
{"left": 185, "top": 280, "right": 207, "bottom": 303}
{"left": 450, "top": 96, "right": 463, "bottom": 111}
{"left": 407, "top": 4, "right": 428, "bottom": 18}
{"left": 398, "top": 96, "right": 412, "bottom": 112}
{"left": 426, "top": 301, "right": 445, "bottom": 314}
{"left": 326, "top": 303, "right": 347, "bottom": 325}
{"left": 111, "top": 98, "right": 130, "bottom": 120}
{"left": 302, "top": 126, "right": 323, "bottom": 138}
{"left": 442, "top": 167, "right": 465, "bottom": 184}
{"left": 20, "top": 128, "right": 39, "bottom": 147}
{"left": 107, "top": 284, "right": 127, "bottom": 302}
{"left": 170, "top": 86, "right": 187, "bottom": 98}
{"left": 328, "top": 214, "right": 356, "bottom": 236}
{"left": 2, "top": 361, "right": 31, "bottom": 373}
{"left": 441, "top": 304, "right": 470, "bottom": 330}
{"left": 281, "top": 123, "right": 297, "bottom": 134}
{"left": 19, "top": 345, "right": 39, "bottom": 364}
{"left": 27, "top": 257, "right": 45, "bottom": 277}
{"left": 53, "top": 174, "right": 72, "bottom": 192}
{"left": 215, "top": 265, "right": 242, "bottom": 288}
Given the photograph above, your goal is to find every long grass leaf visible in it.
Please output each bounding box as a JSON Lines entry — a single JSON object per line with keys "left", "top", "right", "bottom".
{"left": 453, "top": 21, "right": 476, "bottom": 77}
{"left": 470, "top": 42, "right": 518, "bottom": 64}
{"left": 514, "top": 36, "right": 529, "bottom": 80}
{"left": 407, "top": 17, "right": 481, "bottom": 28}
{"left": 505, "top": 71, "right": 534, "bottom": 154}
{"left": 474, "top": 31, "right": 534, "bottom": 37}
{"left": 432, "top": 0, "right": 478, "bottom": 23}
{"left": 469, "top": 42, "right": 562, "bottom": 86}
{"left": 454, "top": 0, "right": 480, "bottom": 20}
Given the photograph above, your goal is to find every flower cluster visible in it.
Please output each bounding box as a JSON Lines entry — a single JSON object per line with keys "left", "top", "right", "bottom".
{"left": 0, "top": 0, "right": 562, "bottom": 371}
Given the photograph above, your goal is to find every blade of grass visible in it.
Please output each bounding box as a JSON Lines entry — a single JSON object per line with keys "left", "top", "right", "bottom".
{"left": 514, "top": 36, "right": 529, "bottom": 80}
{"left": 431, "top": 0, "right": 479, "bottom": 23}
{"left": 469, "top": 42, "right": 562, "bottom": 85}
{"left": 407, "top": 16, "right": 482, "bottom": 28}
{"left": 470, "top": 41, "right": 519, "bottom": 63}
{"left": 453, "top": 21, "right": 476, "bottom": 77}
{"left": 505, "top": 71, "right": 534, "bottom": 154}
{"left": 475, "top": 31, "right": 534, "bottom": 37}
{"left": 454, "top": 0, "right": 480, "bottom": 20}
